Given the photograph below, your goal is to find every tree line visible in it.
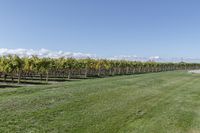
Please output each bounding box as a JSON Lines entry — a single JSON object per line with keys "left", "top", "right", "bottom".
{"left": 0, "top": 55, "right": 199, "bottom": 84}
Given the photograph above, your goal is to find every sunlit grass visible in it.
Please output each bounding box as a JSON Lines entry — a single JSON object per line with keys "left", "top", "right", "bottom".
{"left": 0, "top": 71, "right": 200, "bottom": 133}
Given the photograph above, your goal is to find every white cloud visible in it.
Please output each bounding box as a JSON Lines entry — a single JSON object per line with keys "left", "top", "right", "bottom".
{"left": 109, "top": 55, "right": 200, "bottom": 63}
{"left": 0, "top": 48, "right": 95, "bottom": 59}
{"left": 149, "top": 56, "right": 160, "bottom": 60}
{"left": 1, "top": 48, "right": 200, "bottom": 63}
{"left": 109, "top": 55, "right": 160, "bottom": 62}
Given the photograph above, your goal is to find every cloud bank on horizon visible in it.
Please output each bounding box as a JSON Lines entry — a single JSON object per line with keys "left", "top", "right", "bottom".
{"left": 0, "top": 48, "right": 95, "bottom": 59}
{"left": 0, "top": 48, "right": 199, "bottom": 63}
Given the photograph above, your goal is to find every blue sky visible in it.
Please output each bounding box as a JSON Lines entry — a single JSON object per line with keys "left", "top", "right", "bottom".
{"left": 1, "top": 0, "right": 200, "bottom": 58}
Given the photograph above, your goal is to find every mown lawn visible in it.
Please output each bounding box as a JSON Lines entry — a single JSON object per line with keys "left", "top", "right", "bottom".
{"left": 1, "top": 71, "right": 200, "bottom": 133}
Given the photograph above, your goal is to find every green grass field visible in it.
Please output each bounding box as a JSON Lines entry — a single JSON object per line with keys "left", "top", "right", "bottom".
{"left": 1, "top": 71, "right": 200, "bottom": 133}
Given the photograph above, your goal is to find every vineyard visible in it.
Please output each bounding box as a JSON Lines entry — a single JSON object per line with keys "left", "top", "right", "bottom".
{"left": 0, "top": 55, "right": 200, "bottom": 84}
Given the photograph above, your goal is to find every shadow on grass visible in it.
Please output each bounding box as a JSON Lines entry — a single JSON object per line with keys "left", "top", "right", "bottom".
{"left": 0, "top": 85, "right": 21, "bottom": 88}
{"left": 0, "top": 80, "right": 48, "bottom": 85}
{"left": 0, "top": 79, "right": 82, "bottom": 86}
{"left": 0, "top": 73, "right": 147, "bottom": 86}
